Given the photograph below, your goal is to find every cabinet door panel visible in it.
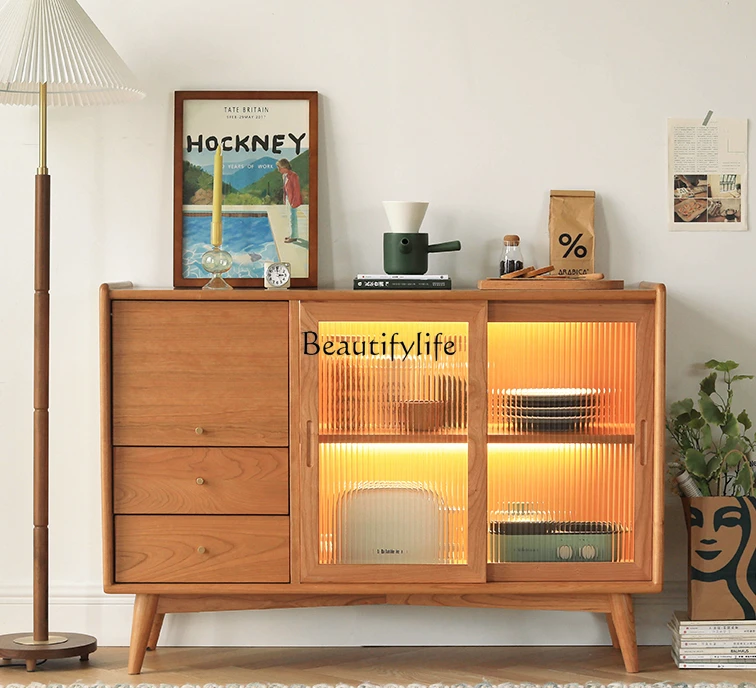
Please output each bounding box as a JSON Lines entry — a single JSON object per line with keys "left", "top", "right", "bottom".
{"left": 115, "top": 515, "right": 290, "bottom": 583}
{"left": 112, "top": 302, "right": 288, "bottom": 446}
{"left": 298, "top": 302, "right": 487, "bottom": 584}
{"left": 486, "top": 303, "right": 656, "bottom": 581}
{"left": 114, "top": 447, "right": 289, "bottom": 514}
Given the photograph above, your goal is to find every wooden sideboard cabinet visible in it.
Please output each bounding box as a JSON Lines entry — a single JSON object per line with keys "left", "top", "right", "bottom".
{"left": 100, "top": 283, "right": 666, "bottom": 675}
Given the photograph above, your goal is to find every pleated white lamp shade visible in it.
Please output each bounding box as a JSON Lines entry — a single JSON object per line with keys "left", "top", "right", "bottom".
{"left": 0, "top": 0, "right": 143, "bottom": 106}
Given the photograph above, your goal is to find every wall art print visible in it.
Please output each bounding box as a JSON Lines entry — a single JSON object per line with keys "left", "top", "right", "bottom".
{"left": 173, "top": 91, "right": 318, "bottom": 287}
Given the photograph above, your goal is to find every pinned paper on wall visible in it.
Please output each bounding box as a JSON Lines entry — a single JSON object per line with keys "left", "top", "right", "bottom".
{"left": 668, "top": 118, "right": 748, "bottom": 231}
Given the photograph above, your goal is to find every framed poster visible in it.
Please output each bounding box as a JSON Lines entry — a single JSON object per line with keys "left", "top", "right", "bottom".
{"left": 173, "top": 91, "right": 318, "bottom": 287}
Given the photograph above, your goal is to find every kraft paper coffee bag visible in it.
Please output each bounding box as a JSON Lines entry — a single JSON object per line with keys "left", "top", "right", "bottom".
{"left": 548, "top": 190, "right": 595, "bottom": 276}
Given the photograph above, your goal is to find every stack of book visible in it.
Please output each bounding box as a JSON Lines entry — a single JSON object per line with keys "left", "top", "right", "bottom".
{"left": 670, "top": 610, "right": 756, "bottom": 668}
{"left": 353, "top": 274, "right": 452, "bottom": 290}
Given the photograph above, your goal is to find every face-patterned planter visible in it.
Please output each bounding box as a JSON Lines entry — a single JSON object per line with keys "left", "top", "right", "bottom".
{"left": 684, "top": 496, "right": 756, "bottom": 620}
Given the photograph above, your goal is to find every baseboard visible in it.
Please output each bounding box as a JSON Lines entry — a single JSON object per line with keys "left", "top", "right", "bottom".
{"left": 0, "top": 581, "right": 686, "bottom": 647}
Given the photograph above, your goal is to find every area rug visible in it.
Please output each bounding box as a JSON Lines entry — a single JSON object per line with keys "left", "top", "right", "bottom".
{"left": 1, "top": 683, "right": 754, "bottom": 688}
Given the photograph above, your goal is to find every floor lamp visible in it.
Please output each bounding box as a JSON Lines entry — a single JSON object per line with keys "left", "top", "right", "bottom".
{"left": 0, "top": 0, "right": 143, "bottom": 672}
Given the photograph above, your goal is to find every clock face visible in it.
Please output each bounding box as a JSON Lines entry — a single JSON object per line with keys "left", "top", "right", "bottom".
{"left": 265, "top": 263, "right": 290, "bottom": 288}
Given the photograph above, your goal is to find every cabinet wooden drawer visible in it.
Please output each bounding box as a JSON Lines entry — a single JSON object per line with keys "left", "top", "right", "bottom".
{"left": 115, "top": 515, "right": 289, "bottom": 583}
{"left": 112, "top": 301, "right": 288, "bottom": 447}
{"left": 113, "top": 447, "right": 289, "bottom": 515}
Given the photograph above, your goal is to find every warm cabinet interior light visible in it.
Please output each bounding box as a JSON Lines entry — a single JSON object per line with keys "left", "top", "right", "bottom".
{"left": 316, "top": 320, "right": 470, "bottom": 567}
{"left": 318, "top": 321, "right": 469, "bottom": 438}
{"left": 487, "top": 443, "right": 634, "bottom": 564}
{"left": 488, "top": 322, "right": 636, "bottom": 436}
{"left": 319, "top": 442, "right": 467, "bottom": 448}
{"left": 487, "top": 321, "right": 636, "bottom": 565}
{"left": 319, "top": 442, "right": 468, "bottom": 566}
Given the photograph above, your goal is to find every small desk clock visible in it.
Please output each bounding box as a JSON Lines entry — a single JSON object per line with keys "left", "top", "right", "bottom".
{"left": 263, "top": 261, "right": 291, "bottom": 289}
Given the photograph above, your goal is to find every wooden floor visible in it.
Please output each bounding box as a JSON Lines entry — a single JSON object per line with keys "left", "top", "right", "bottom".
{"left": 2, "top": 646, "right": 755, "bottom": 684}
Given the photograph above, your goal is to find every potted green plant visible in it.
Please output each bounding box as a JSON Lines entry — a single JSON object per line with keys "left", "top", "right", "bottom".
{"left": 667, "top": 359, "right": 756, "bottom": 620}
{"left": 667, "top": 359, "right": 755, "bottom": 496}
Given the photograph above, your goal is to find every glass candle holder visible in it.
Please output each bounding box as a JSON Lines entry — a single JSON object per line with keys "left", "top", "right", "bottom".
{"left": 201, "top": 245, "right": 233, "bottom": 290}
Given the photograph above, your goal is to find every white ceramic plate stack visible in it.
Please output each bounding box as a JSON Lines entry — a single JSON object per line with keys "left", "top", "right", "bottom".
{"left": 505, "top": 388, "right": 596, "bottom": 432}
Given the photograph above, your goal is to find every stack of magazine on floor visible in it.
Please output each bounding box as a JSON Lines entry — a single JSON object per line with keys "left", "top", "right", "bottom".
{"left": 670, "top": 610, "right": 756, "bottom": 668}
{"left": 353, "top": 274, "right": 452, "bottom": 290}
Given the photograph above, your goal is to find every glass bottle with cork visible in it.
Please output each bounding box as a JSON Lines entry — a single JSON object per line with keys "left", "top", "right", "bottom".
{"left": 499, "top": 235, "right": 525, "bottom": 276}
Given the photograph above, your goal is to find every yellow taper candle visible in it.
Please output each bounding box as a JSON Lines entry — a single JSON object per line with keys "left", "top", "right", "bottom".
{"left": 211, "top": 146, "right": 223, "bottom": 246}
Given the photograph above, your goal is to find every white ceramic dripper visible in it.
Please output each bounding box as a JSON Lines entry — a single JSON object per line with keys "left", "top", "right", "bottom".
{"left": 383, "top": 201, "right": 429, "bottom": 234}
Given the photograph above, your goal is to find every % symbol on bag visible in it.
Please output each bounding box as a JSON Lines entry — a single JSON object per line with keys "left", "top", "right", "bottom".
{"left": 559, "top": 232, "right": 588, "bottom": 259}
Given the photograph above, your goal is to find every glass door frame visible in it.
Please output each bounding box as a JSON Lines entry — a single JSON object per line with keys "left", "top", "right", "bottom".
{"left": 486, "top": 301, "right": 657, "bottom": 583}
{"left": 298, "top": 301, "right": 487, "bottom": 584}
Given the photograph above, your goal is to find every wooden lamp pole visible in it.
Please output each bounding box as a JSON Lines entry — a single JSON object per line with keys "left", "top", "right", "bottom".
{"left": 0, "top": 0, "right": 143, "bottom": 670}
{"left": 0, "top": 81, "right": 98, "bottom": 672}
{"left": 33, "top": 79, "right": 52, "bottom": 645}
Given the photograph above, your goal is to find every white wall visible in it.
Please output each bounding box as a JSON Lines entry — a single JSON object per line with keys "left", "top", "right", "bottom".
{"left": 1, "top": 0, "right": 753, "bottom": 646}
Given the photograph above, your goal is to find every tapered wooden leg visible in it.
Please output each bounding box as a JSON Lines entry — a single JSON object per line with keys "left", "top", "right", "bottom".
{"left": 147, "top": 613, "right": 165, "bottom": 651}
{"left": 610, "top": 593, "right": 638, "bottom": 672}
{"left": 605, "top": 612, "right": 620, "bottom": 648}
{"left": 128, "top": 594, "right": 159, "bottom": 675}
{"left": 26, "top": 659, "right": 36, "bottom": 672}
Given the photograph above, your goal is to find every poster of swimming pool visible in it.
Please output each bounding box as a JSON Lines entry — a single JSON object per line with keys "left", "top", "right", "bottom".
{"left": 174, "top": 92, "right": 318, "bottom": 286}
{"left": 182, "top": 213, "right": 280, "bottom": 279}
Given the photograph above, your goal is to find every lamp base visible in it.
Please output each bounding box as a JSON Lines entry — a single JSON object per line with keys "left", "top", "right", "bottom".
{"left": 13, "top": 634, "right": 67, "bottom": 645}
{"left": 0, "top": 632, "right": 96, "bottom": 672}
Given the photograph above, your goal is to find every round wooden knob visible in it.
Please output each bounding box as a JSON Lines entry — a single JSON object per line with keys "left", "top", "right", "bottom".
{"left": 195, "top": 426, "right": 204, "bottom": 435}
{"left": 197, "top": 546, "right": 207, "bottom": 554}
{"left": 196, "top": 477, "right": 205, "bottom": 485}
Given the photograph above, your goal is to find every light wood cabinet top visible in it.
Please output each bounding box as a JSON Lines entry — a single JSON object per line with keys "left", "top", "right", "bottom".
{"left": 103, "top": 283, "right": 663, "bottom": 303}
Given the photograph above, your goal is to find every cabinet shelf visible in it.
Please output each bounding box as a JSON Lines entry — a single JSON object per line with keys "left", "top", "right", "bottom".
{"left": 319, "top": 433, "right": 634, "bottom": 444}
{"left": 319, "top": 432, "right": 468, "bottom": 444}
{"left": 487, "top": 433, "right": 634, "bottom": 445}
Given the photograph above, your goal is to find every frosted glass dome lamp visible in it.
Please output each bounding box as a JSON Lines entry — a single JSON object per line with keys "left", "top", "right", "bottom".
{"left": 0, "top": 0, "right": 143, "bottom": 671}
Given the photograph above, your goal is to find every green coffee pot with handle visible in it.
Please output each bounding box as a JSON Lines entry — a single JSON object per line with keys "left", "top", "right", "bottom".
{"left": 383, "top": 233, "right": 462, "bottom": 275}
{"left": 382, "top": 201, "right": 461, "bottom": 275}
